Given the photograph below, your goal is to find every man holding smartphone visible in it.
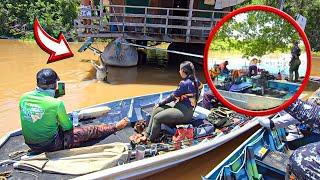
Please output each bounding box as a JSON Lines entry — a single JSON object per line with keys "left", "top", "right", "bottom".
{"left": 19, "top": 68, "right": 129, "bottom": 153}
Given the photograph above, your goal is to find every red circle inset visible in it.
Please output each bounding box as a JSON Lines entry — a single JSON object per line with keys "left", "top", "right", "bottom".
{"left": 203, "top": 5, "right": 312, "bottom": 117}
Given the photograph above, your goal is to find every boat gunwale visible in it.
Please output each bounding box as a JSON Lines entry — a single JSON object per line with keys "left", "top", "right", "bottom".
{"left": 204, "top": 128, "right": 265, "bottom": 179}
{"left": 72, "top": 119, "right": 260, "bottom": 180}
{"left": 1, "top": 79, "right": 312, "bottom": 179}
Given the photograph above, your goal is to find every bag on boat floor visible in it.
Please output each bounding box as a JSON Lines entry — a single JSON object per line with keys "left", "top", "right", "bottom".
{"left": 207, "top": 109, "right": 234, "bottom": 128}
{"left": 194, "top": 124, "right": 215, "bottom": 138}
{"left": 229, "top": 82, "right": 252, "bottom": 92}
{"left": 172, "top": 125, "right": 194, "bottom": 149}
{"left": 13, "top": 143, "right": 128, "bottom": 175}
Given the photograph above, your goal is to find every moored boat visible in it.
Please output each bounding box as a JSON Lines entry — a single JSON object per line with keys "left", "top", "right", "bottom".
{"left": 78, "top": 37, "right": 139, "bottom": 67}
{"left": 203, "top": 123, "right": 291, "bottom": 180}
{"left": 0, "top": 85, "right": 260, "bottom": 179}
{"left": 214, "top": 74, "right": 320, "bottom": 110}
{"left": 218, "top": 80, "right": 301, "bottom": 110}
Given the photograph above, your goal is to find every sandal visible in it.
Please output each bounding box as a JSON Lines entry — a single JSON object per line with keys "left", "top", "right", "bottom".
{"left": 217, "top": 107, "right": 235, "bottom": 117}
{"left": 210, "top": 108, "right": 228, "bottom": 118}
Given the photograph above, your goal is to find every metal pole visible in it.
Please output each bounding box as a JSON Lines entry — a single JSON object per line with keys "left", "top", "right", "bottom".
{"left": 121, "top": 42, "right": 204, "bottom": 59}
{"left": 186, "top": 0, "right": 195, "bottom": 43}
{"left": 99, "top": 0, "right": 103, "bottom": 31}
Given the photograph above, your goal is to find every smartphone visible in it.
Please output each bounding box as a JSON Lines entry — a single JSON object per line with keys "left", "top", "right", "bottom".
{"left": 55, "top": 82, "right": 65, "bottom": 98}
{"left": 58, "top": 82, "right": 65, "bottom": 96}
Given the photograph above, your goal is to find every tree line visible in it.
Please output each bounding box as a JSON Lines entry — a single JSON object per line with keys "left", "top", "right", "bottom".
{"left": 0, "top": 0, "right": 79, "bottom": 40}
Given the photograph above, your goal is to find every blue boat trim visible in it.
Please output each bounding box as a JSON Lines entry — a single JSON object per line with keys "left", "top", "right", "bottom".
{"left": 205, "top": 122, "right": 291, "bottom": 180}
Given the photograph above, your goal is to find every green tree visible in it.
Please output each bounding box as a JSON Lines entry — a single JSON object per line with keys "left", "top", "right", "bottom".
{"left": 0, "top": 0, "right": 79, "bottom": 39}
{"left": 240, "top": 0, "right": 320, "bottom": 52}
{"left": 213, "top": 11, "right": 300, "bottom": 58}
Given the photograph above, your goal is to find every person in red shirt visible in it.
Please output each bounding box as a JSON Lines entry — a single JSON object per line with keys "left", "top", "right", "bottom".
{"left": 219, "top": 61, "right": 229, "bottom": 75}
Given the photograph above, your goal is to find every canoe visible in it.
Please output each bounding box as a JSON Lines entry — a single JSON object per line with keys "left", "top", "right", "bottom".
{"left": 0, "top": 85, "right": 261, "bottom": 179}
{"left": 203, "top": 110, "right": 301, "bottom": 180}
{"left": 217, "top": 80, "right": 316, "bottom": 110}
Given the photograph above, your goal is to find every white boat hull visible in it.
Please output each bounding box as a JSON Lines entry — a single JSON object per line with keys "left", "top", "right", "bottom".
{"left": 218, "top": 90, "right": 286, "bottom": 110}
{"left": 73, "top": 112, "right": 259, "bottom": 180}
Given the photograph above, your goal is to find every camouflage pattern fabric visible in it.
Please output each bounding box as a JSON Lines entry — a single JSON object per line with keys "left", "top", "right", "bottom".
{"left": 285, "top": 99, "right": 320, "bottom": 134}
{"left": 285, "top": 99, "right": 320, "bottom": 179}
{"left": 288, "top": 142, "right": 320, "bottom": 180}
{"left": 308, "top": 88, "right": 320, "bottom": 106}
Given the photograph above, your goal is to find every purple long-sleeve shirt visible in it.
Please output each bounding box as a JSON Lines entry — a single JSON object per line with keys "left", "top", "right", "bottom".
{"left": 159, "top": 78, "right": 202, "bottom": 108}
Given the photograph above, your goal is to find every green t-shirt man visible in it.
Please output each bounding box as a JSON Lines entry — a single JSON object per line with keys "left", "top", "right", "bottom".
{"left": 19, "top": 68, "right": 129, "bottom": 153}
{"left": 19, "top": 88, "right": 72, "bottom": 144}
{"left": 19, "top": 68, "right": 73, "bottom": 145}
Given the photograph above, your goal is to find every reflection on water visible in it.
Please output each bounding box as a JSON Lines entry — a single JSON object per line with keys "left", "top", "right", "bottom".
{"left": 106, "top": 66, "right": 138, "bottom": 84}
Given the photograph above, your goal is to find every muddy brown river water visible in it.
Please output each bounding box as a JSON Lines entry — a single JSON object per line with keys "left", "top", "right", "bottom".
{"left": 0, "top": 39, "right": 319, "bottom": 179}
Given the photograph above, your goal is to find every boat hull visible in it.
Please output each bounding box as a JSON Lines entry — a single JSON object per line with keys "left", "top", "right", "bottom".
{"left": 0, "top": 85, "right": 259, "bottom": 179}
{"left": 101, "top": 38, "right": 138, "bottom": 67}
{"left": 218, "top": 80, "right": 301, "bottom": 110}
{"left": 218, "top": 90, "right": 287, "bottom": 110}
{"left": 73, "top": 118, "right": 259, "bottom": 180}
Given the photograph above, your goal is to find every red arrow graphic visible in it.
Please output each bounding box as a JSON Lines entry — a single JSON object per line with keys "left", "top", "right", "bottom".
{"left": 33, "top": 18, "right": 74, "bottom": 64}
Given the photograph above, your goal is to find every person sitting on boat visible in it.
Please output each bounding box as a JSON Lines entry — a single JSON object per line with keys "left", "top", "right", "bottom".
{"left": 19, "top": 68, "right": 129, "bottom": 153}
{"left": 231, "top": 69, "right": 242, "bottom": 83}
{"left": 248, "top": 58, "right": 258, "bottom": 77}
{"left": 210, "top": 64, "right": 220, "bottom": 81}
{"left": 143, "top": 61, "right": 203, "bottom": 142}
{"left": 219, "top": 61, "right": 230, "bottom": 75}
{"left": 258, "top": 98, "right": 320, "bottom": 180}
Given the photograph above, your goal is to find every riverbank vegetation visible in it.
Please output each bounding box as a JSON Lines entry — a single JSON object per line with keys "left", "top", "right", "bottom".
{"left": 242, "top": 0, "right": 320, "bottom": 52}
{"left": 211, "top": 10, "right": 301, "bottom": 58}
{"left": 0, "top": 0, "right": 79, "bottom": 40}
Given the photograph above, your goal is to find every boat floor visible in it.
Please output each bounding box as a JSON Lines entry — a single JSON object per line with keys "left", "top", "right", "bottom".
{"left": 0, "top": 126, "right": 135, "bottom": 179}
